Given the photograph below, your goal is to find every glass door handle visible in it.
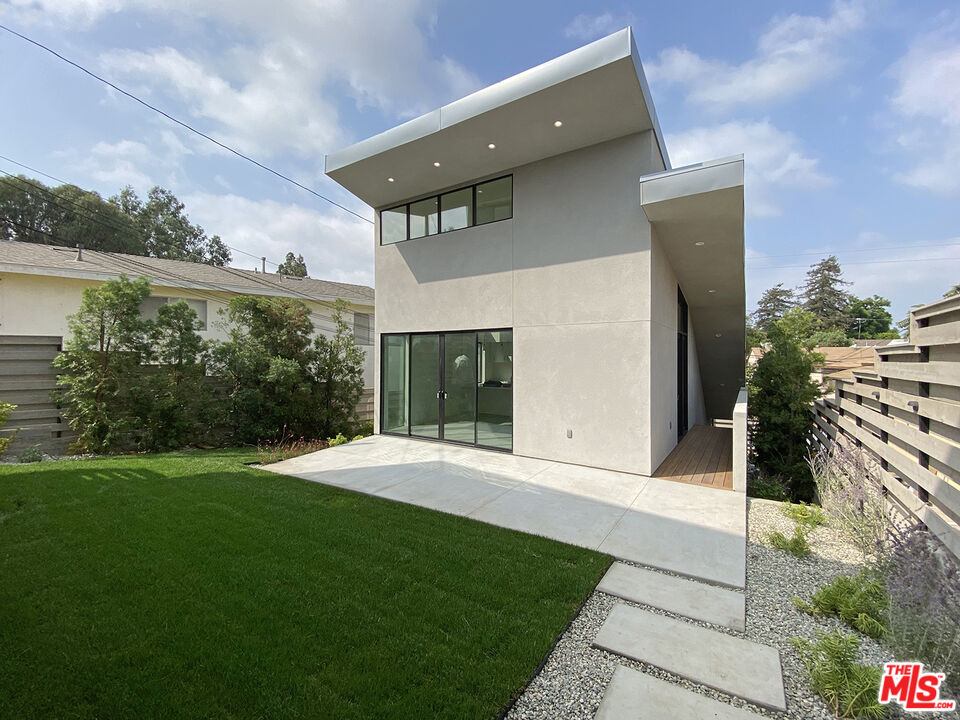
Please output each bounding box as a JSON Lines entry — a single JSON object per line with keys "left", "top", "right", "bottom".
{"left": 437, "top": 390, "right": 447, "bottom": 399}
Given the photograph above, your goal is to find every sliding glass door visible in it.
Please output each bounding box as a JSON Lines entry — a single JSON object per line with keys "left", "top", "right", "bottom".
{"left": 381, "top": 329, "right": 512, "bottom": 450}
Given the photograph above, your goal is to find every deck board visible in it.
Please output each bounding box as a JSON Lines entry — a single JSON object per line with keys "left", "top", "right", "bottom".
{"left": 654, "top": 425, "right": 734, "bottom": 491}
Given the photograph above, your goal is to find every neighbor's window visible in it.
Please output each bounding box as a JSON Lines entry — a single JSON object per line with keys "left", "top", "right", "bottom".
{"left": 476, "top": 176, "right": 512, "bottom": 225}
{"left": 381, "top": 205, "right": 407, "bottom": 244}
{"left": 140, "top": 296, "right": 207, "bottom": 330}
{"left": 353, "top": 312, "right": 373, "bottom": 346}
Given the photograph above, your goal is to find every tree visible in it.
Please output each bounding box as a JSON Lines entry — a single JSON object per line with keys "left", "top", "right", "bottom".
{"left": 277, "top": 252, "right": 308, "bottom": 277}
{"left": 132, "top": 301, "right": 214, "bottom": 451}
{"left": 808, "top": 328, "right": 850, "bottom": 347}
{"left": 312, "top": 299, "right": 364, "bottom": 436}
{"left": 752, "top": 283, "right": 797, "bottom": 333}
{"left": 111, "top": 186, "right": 232, "bottom": 266}
{"left": 746, "top": 316, "right": 766, "bottom": 355}
{"left": 0, "top": 175, "right": 144, "bottom": 253}
{"left": 54, "top": 275, "right": 152, "bottom": 452}
{"left": 801, "top": 256, "right": 852, "bottom": 331}
{"left": 749, "top": 312, "right": 824, "bottom": 501}
{"left": 945, "top": 284, "right": 960, "bottom": 298}
{"left": 845, "top": 295, "right": 894, "bottom": 338}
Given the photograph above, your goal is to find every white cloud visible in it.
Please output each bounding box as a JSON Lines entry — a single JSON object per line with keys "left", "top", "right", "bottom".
{"left": 563, "top": 12, "right": 635, "bottom": 42}
{"left": 10, "top": 0, "right": 482, "bottom": 159}
{"left": 647, "top": 0, "right": 866, "bottom": 108}
{"left": 183, "top": 193, "right": 374, "bottom": 286}
{"left": 887, "top": 25, "right": 960, "bottom": 194}
{"left": 666, "top": 120, "right": 832, "bottom": 217}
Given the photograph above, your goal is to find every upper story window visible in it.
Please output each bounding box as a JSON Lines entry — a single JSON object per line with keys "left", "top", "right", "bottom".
{"left": 380, "top": 175, "right": 512, "bottom": 245}
{"left": 141, "top": 296, "right": 208, "bottom": 330}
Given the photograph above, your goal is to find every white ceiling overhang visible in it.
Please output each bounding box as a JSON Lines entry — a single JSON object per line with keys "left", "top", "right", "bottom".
{"left": 325, "top": 28, "right": 669, "bottom": 209}
{"left": 641, "top": 156, "right": 746, "bottom": 419}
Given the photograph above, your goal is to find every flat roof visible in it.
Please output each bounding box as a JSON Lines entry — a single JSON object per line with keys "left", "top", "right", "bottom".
{"left": 325, "top": 28, "right": 669, "bottom": 208}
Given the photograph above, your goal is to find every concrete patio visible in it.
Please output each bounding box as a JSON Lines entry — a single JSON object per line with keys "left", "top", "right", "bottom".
{"left": 263, "top": 434, "right": 746, "bottom": 588}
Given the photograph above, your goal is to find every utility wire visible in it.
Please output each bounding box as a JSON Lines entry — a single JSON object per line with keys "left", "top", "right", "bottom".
{"left": 0, "top": 23, "right": 373, "bottom": 225}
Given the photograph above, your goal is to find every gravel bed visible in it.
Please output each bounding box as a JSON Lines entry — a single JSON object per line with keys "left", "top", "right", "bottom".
{"left": 505, "top": 497, "right": 957, "bottom": 720}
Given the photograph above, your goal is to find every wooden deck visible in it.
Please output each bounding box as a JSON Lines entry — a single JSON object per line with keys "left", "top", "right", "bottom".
{"left": 653, "top": 425, "right": 733, "bottom": 491}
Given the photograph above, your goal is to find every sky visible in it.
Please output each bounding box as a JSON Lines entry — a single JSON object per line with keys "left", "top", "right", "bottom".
{"left": 0, "top": 0, "right": 958, "bottom": 323}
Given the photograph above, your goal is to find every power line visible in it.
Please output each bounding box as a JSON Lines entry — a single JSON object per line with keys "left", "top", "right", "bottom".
{"left": 752, "top": 256, "right": 960, "bottom": 270}
{"left": 752, "top": 240, "right": 960, "bottom": 260}
{"left": 0, "top": 153, "right": 72, "bottom": 186}
{"left": 0, "top": 23, "right": 374, "bottom": 225}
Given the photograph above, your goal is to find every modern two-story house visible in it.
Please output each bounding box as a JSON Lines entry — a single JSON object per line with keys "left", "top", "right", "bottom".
{"left": 325, "top": 28, "right": 745, "bottom": 478}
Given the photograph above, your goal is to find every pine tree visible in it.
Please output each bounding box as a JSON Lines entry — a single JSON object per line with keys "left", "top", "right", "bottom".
{"left": 752, "top": 283, "right": 797, "bottom": 333}
{"left": 277, "top": 252, "right": 308, "bottom": 277}
{"left": 801, "top": 256, "right": 851, "bottom": 331}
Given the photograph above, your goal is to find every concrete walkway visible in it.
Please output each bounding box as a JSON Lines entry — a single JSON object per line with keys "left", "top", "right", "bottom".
{"left": 263, "top": 434, "right": 746, "bottom": 588}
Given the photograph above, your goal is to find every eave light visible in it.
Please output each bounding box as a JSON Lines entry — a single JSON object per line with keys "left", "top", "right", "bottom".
{"left": 433, "top": 161, "right": 440, "bottom": 167}
{"left": 554, "top": 120, "right": 563, "bottom": 127}
{"left": 487, "top": 143, "right": 496, "bottom": 149}
{"left": 695, "top": 241, "right": 705, "bottom": 246}
{"left": 387, "top": 177, "right": 394, "bottom": 182}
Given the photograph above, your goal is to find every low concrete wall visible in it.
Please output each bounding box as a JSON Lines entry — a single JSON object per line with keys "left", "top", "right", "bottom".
{"left": 732, "top": 386, "right": 748, "bottom": 493}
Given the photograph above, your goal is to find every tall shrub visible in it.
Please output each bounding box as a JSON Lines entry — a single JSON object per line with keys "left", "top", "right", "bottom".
{"left": 312, "top": 299, "right": 365, "bottom": 437}
{"left": 0, "top": 402, "right": 17, "bottom": 455}
{"left": 54, "top": 275, "right": 152, "bottom": 452}
{"left": 749, "top": 309, "right": 823, "bottom": 500}
{"left": 132, "top": 300, "right": 214, "bottom": 451}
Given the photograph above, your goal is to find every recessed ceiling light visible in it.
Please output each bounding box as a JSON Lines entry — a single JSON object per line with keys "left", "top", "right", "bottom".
{"left": 695, "top": 241, "right": 705, "bottom": 246}
{"left": 433, "top": 161, "right": 440, "bottom": 167}
{"left": 708, "top": 289, "right": 717, "bottom": 293}
{"left": 387, "top": 177, "right": 394, "bottom": 182}
{"left": 487, "top": 143, "right": 496, "bottom": 149}
{"left": 715, "top": 333, "right": 723, "bottom": 338}
{"left": 554, "top": 120, "right": 563, "bottom": 127}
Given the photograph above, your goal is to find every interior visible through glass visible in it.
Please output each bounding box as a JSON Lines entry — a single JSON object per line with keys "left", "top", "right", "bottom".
{"left": 382, "top": 335, "right": 408, "bottom": 433}
{"left": 440, "top": 188, "right": 472, "bottom": 232}
{"left": 381, "top": 206, "right": 407, "bottom": 244}
{"left": 475, "top": 177, "right": 512, "bottom": 225}
{"left": 443, "top": 332, "right": 477, "bottom": 444}
{"left": 409, "top": 335, "right": 440, "bottom": 438}
{"left": 476, "top": 330, "right": 512, "bottom": 450}
{"left": 408, "top": 197, "right": 438, "bottom": 239}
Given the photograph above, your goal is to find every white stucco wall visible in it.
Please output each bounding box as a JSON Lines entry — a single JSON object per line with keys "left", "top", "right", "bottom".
{"left": 0, "top": 271, "right": 375, "bottom": 387}
{"left": 375, "top": 130, "right": 678, "bottom": 474}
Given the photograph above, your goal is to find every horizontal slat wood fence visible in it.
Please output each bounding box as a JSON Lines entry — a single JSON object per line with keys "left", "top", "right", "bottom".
{"left": 811, "top": 295, "right": 960, "bottom": 559}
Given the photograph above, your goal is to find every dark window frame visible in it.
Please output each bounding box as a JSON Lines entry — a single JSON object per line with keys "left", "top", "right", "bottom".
{"left": 379, "top": 328, "right": 513, "bottom": 452}
{"left": 379, "top": 175, "right": 513, "bottom": 245}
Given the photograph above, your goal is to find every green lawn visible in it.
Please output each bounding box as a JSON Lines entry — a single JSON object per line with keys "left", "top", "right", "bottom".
{"left": 0, "top": 449, "right": 607, "bottom": 719}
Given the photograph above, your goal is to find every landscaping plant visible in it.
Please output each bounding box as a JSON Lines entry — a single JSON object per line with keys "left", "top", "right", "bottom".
{"left": 0, "top": 401, "right": 16, "bottom": 456}
{"left": 791, "top": 631, "right": 885, "bottom": 719}
{"left": 793, "top": 570, "right": 888, "bottom": 639}
{"left": 749, "top": 309, "right": 823, "bottom": 500}
{"left": 767, "top": 525, "right": 812, "bottom": 558}
{"left": 782, "top": 501, "right": 826, "bottom": 530}
{"left": 54, "top": 275, "right": 153, "bottom": 453}
{"left": 17, "top": 446, "right": 43, "bottom": 464}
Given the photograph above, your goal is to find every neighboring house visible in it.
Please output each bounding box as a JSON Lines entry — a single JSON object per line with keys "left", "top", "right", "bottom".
{"left": 751, "top": 344, "right": 877, "bottom": 390}
{"left": 0, "top": 240, "right": 376, "bottom": 387}
{"left": 324, "top": 29, "right": 745, "bottom": 477}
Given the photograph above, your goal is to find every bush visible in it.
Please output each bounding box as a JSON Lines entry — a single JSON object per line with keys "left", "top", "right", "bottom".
{"left": 882, "top": 525, "right": 960, "bottom": 684}
{"left": 0, "top": 401, "right": 16, "bottom": 456}
{"left": 791, "top": 632, "right": 885, "bottom": 719}
{"left": 54, "top": 276, "right": 152, "bottom": 453}
{"left": 782, "top": 501, "right": 826, "bottom": 530}
{"left": 768, "top": 525, "right": 811, "bottom": 557}
{"left": 793, "top": 571, "right": 888, "bottom": 639}
{"left": 17, "top": 446, "right": 43, "bottom": 464}
{"left": 328, "top": 433, "right": 349, "bottom": 447}
{"left": 212, "top": 297, "right": 364, "bottom": 444}
{"left": 809, "top": 444, "right": 887, "bottom": 556}
{"left": 747, "top": 467, "right": 789, "bottom": 501}
{"left": 749, "top": 309, "right": 823, "bottom": 500}
{"left": 353, "top": 420, "right": 374, "bottom": 438}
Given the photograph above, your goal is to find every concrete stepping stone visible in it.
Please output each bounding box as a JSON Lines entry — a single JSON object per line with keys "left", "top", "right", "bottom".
{"left": 595, "top": 666, "right": 770, "bottom": 719}
{"left": 598, "top": 562, "right": 746, "bottom": 631}
{"left": 593, "top": 605, "right": 786, "bottom": 711}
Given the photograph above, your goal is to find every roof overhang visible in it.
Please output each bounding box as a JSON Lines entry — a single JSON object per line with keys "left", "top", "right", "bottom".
{"left": 325, "top": 28, "right": 669, "bottom": 208}
{"left": 640, "top": 156, "right": 745, "bottom": 419}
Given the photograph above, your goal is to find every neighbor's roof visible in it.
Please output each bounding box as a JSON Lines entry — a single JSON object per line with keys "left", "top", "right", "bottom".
{"left": 325, "top": 28, "right": 669, "bottom": 208}
{"left": 814, "top": 346, "right": 876, "bottom": 371}
{"left": 0, "top": 240, "right": 374, "bottom": 304}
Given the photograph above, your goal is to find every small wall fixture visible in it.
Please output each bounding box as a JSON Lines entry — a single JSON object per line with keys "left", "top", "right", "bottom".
{"left": 708, "top": 289, "right": 717, "bottom": 293}
{"left": 715, "top": 333, "right": 723, "bottom": 338}
{"left": 487, "top": 143, "right": 496, "bottom": 149}
{"left": 433, "top": 161, "right": 440, "bottom": 167}
{"left": 387, "top": 177, "right": 394, "bottom": 182}
{"left": 695, "top": 241, "right": 705, "bottom": 246}
{"left": 554, "top": 120, "right": 563, "bottom": 127}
